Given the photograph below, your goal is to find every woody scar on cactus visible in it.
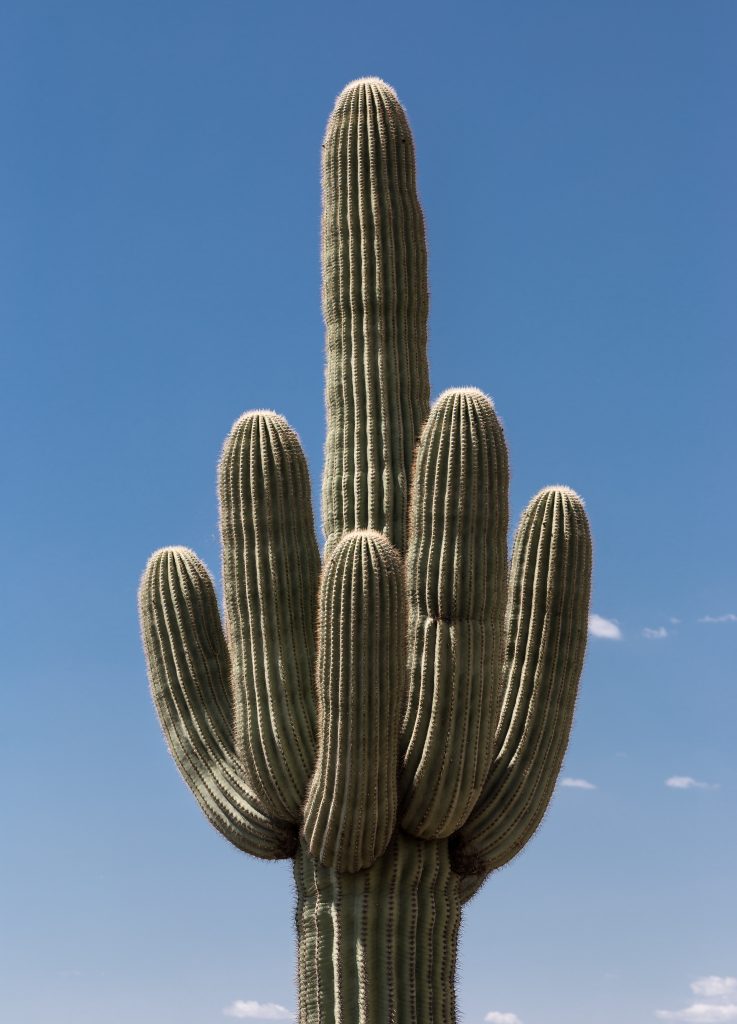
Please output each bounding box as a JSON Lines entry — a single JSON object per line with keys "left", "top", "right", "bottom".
{"left": 139, "top": 77, "right": 592, "bottom": 1023}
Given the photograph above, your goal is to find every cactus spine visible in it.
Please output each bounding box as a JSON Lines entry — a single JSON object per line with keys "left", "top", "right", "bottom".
{"left": 139, "top": 77, "right": 592, "bottom": 1023}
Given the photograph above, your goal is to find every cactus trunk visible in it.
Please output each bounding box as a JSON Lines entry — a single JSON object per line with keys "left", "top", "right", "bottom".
{"left": 295, "top": 834, "right": 460, "bottom": 1024}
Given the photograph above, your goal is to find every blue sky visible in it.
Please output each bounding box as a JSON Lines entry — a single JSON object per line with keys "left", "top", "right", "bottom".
{"left": 1, "top": 2, "right": 735, "bottom": 1022}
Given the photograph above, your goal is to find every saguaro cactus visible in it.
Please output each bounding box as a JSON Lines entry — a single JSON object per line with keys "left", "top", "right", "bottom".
{"left": 139, "top": 77, "right": 592, "bottom": 1023}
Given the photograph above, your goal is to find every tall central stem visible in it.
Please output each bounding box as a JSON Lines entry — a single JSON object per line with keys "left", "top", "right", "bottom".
{"left": 294, "top": 833, "right": 461, "bottom": 1023}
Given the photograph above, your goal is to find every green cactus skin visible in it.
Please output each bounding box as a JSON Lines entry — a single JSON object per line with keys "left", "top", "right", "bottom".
{"left": 451, "top": 486, "right": 593, "bottom": 899}
{"left": 321, "top": 77, "right": 430, "bottom": 560}
{"left": 139, "top": 547, "right": 297, "bottom": 859}
{"left": 302, "top": 530, "right": 405, "bottom": 873}
{"left": 219, "top": 411, "right": 320, "bottom": 822}
{"left": 295, "top": 833, "right": 460, "bottom": 1023}
{"left": 139, "top": 77, "right": 593, "bottom": 1024}
{"left": 400, "top": 387, "right": 509, "bottom": 839}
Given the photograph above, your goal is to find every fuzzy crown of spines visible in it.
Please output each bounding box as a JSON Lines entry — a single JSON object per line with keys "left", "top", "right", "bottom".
{"left": 139, "top": 77, "right": 592, "bottom": 893}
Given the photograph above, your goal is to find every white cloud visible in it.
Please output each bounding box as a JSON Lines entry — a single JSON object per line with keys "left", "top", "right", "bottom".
{"left": 559, "top": 777, "right": 597, "bottom": 790}
{"left": 643, "top": 627, "right": 669, "bottom": 639}
{"left": 655, "top": 1004, "right": 737, "bottom": 1022}
{"left": 224, "top": 1002, "right": 295, "bottom": 1021}
{"left": 699, "top": 614, "right": 737, "bottom": 624}
{"left": 485, "top": 1013, "right": 523, "bottom": 1024}
{"left": 656, "top": 975, "right": 737, "bottom": 1021}
{"left": 670, "top": 617, "right": 682, "bottom": 624}
{"left": 589, "top": 614, "right": 622, "bottom": 639}
{"left": 665, "top": 776, "right": 718, "bottom": 791}
{"left": 692, "top": 979, "right": 737, "bottom": 999}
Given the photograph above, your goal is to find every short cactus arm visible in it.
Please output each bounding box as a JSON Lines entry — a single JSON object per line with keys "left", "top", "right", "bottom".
{"left": 139, "top": 547, "right": 297, "bottom": 859}
{"left": 219, "top": 412, "right": 321, "bottom": 822}
{"left": 321, "top": 78, "right": 430, "bottom": 557}
{"left": 451, "top": 487, "right": 592, "bottom": 898}
{"left": 302, "top": 530, "right": 405, "bottom": 873}
{"left": 399, "top": 388, "right": 509, "bottom": 839}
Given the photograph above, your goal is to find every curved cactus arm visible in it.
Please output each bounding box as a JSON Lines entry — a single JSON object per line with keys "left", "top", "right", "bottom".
{"left": 139, "top": 547, "right": 297, "bottom": 860}
{"left": 219, "top": 412, "right": 321, "bottom": 823}
{"left": 399, "top": 388, "right": 509, "bottom": 839}
{"left": 321, "top": 77, "right": 430, "bottom": 558}
{"left": 302, "top": 530, "right": 405, "bottom": 873}
{"left": 451, "top": 487, "right": 592, "bottom": 897}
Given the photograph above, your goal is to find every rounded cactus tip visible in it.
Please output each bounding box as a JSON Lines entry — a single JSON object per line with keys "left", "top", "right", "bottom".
{"left": 138, "top": 545, "right": 203, "bottom": 601}
{"left": 328, "top": 527, "right": 403, "bottom": 565}
{"left": 229, "top": 409, "right": 289, "bottom": 432}
{"left": 222, "top": 409, "right": 302, "bottom": 455}
{"left": 145, "top": 545, "right": 199, "bottom": 569}
{"left": 435, "top": 386, "right": 495, "bottom": 408}
{"left": 333, "top": 526, "right": 392, "bottom": 548}
{"left": 337, "top": 76, "right": 398, "bottom": 99}
{"left": 534, "top": 484, "right": 586, "bottom": 507}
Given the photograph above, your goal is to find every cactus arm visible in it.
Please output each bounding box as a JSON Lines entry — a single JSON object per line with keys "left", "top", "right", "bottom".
{"left": 451, "top": 487, "right": 592, "bottom": 896}
{"left": 219, "top": 412, "right": 320, "bottom": 822}
{"left": 399, "top": 388, "right": 509, "bottom": 839}
{"left": 321, "top": 78, "right": 430, "bottom": 558}
{"left": 302, "top": 530, "right": 405, "bottom": 873}
{"left": 139, "top": 547, "right": 296, "bottom": 859}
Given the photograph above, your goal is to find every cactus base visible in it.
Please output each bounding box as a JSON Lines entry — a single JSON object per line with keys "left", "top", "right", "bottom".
{"left": 295, "top": 833, "right": 460, "bottom": 1023}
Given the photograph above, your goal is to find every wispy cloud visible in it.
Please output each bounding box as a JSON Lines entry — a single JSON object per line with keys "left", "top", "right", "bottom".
{"left": 559, "top": 777, "right": 597, "bottom": 790}
{"left": 670, "top": 617, "right": 682, "bottom": 624}
{"left": 665, "top": 776, "right": 718, "bottom": 791}
{"left": 699, "top": 614, "right": 737, "bottom": 624}
{"left": 655, "top": 1004, "right": 737, "bottom": 1021}
{"left": 692, "top": 979, "right": 737, "bottom": 999}
{"left": 643, "top": 626, "right": 668, "bottom": 639}
{"left": 589, "top": 614, "right": 622, "bottom": 639}
{"left": 224, "top": 1002, "right": 295, "bottom": 1021}
{"left": 485, "top": 1013, "right": 523, "bottom": 1024}
{"left": 656, "top": 975, "right": 737, "bottom": 1021}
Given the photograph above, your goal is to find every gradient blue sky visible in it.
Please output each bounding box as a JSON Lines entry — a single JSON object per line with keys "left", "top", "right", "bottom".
{"left": 2, "top": 2, "right": 735, "bottom": 1023}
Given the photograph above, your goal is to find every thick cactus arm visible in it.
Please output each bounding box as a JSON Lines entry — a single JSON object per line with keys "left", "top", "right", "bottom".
{"left": 139, "top": 547, "right": 297, "bottom": 859}
{"left": 451, "top": 487, "right": 592, "bottom": 894}
{"left": 321, "top": 77, "right": 430, "bottom": 558}
{"left": 399, "top": 388, "right": 509, "bottom": 839}
{"left": 302, "top": 530, "right": 405, "bottom": 872}
{"left": 219, "top": 411, "right": 320, "bottom": 823}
